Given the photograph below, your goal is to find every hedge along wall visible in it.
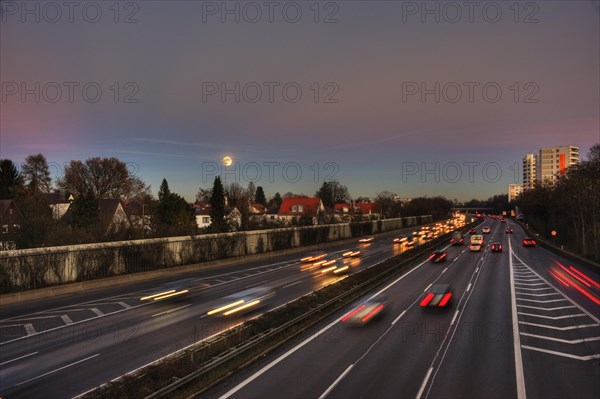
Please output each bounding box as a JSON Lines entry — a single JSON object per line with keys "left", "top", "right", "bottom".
{"left": 0, "top": 216, "right": 432, "bottom": 294}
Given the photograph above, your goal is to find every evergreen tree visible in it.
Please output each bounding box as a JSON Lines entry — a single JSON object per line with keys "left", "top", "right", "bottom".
{"left": 22, "top": 154, "right": 52, "bottom": 193}
{"left": 269, "top": 192, "right": 283, "bottom": 208}
{"left": 70, "top": 190, "right": 99, "bottom": 229}
{"left": 0, "top": 159, "right": 23, "bottom": 198}
{"left": 158, "top": 178, "right": 170, "bottom": 201}
{"left": 255, "top": 186, "right": 267, "bottom": 206}
{"left": 209, "top": 176, "right": 227, "bottom": 232}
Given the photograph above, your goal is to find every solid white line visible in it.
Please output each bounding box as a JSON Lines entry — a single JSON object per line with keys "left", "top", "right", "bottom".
{"left": 520, "top": 332, "right": 600, "bottom": 344}
{"left": 60, "top": 315, "right": 73, "bottom": 324}
{"left": 392, "top": 310, "right": 407, "bottom": 326}
{"left": 466, "top": 283, "right": 472, "bottom": 292}
{"left": 24, "top": 323, "right": 36, "bottom": 336}
{"left": 14, "top": 353, "right": 100, "bottom": 387}
{"left": 515, "top": 287, "right": 553, "bottom": 292}
{"left": 90, "top": 308, "right": 104, "bottom": 317}
{"left": 423, "top": 283, "right": 432, "bottom": 293}
{"left": 318, "top": 364, "right": 354, "bottom": 399}
{"left": 514, "top": 282, "right": 546, "bottom": 287}
{"left": 509, "top": 239, "right": 527, "bottom": 399}
{"left": 0, "top": 351, "right": 38, "bottom": 366}
{"left": 450, "top": 310, "right": 459, "bottom": 326}
{"left": 516, "top": 293, "right": 560, "bottom": 297}
{"left": 517, "top": 312, "right": 587, "bottom": 320}
{"left": 415, "top": 367, "right": 434, "bottom": 399}
{"left": 521, "top": 346, "right": 600, "bottom": 361}
{"left": 152, "top": 304, "right": 191, "bottom": 317}
{"left": 519, "top": 321, "right": 599, "bottom": 331}
{"left": 282, "top": 280, "right": 302, "bottom": 289}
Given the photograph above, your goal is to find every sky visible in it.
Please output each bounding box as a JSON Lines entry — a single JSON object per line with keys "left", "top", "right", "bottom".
{"left": 1, "top": 0, "right": 599, "bottom": 202}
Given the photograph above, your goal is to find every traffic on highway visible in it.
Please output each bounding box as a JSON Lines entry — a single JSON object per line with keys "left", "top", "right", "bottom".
{"left": 1, "top": 216, "right": 598, "bottom": 398}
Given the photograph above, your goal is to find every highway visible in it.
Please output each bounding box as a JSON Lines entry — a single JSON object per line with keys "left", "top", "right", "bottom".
{"left": 2, "top": 218, "right": 598, "bottom": 398}
{"left": 204, "top": 219, "right": 600, "bottom": 399}
{"left": 0, "top": 223, "right": 447, "bottom": 398}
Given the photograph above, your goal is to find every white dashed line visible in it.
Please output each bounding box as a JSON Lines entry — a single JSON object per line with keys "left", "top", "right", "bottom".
{"left": 60, "top": 315, "right": 73, "bottom": 325}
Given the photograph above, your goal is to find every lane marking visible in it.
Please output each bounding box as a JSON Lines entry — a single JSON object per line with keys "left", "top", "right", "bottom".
{"left": 441, "top": 267, "right": 448, "bottom": 274}
{"left": 516, "top": 293, "right": 561, "bottom": 297}
{"left": 450, "top": 310, "right": 459, "bottom": 326}
{"left": 466, "top": 283, "right": 472, "bottom": 292}
{"left": 245, "top": 280, "right": 269, "bottom": 289}
{"left": 423, "top": 283, "right": 432, "bottom": 292}
{"left": 90, "top": 308, "right": 104, "bottom": 317}
{"left": 24, "top": 323, "right": 36, "bottom": 336}
{"left": 509, "top": 238, "right": 527, "bottom": 399}
{"left": 60, "top": 315, "right": 73, "bottom": 325}
{"left": 521, "top": 346, "right": 600, "bottom": 361}
{"left": 514, "top": 283, "right": 547, "bottom": 287}
{"left": 14, "top": 353, "right": 100, "bottom": 387}
{"left": 521, "top": 332, "right": 600, "bottom": 344}
{"left": 318, "top": 364, "right": 354, "bottom": 399}
{"left": 517, "top": 305, "right": 576, "bottom": 311}
{"left": 415, "top": 367, "right": 434, "bottom": 399}
{"left": 392, "top": 310, "right": 407, "bottom": 326}
{"left": 0, "top": 351, "right": 38, "bottom": 366}
{"left": 117, "top": 302, "right": 132, "bottom": 309}
{"left": 514, "top": 287, "right": 553, "bottom": 292}
{"left": 516, "top": 298, "right": 567, "bottom": 304}
{"left": 518, "top": 321, "right": 599, "bottom": 331}
{"left": 517, "top": 312, "right": 587, "bottom": 320}
{"left": 152, "top": 304, "right": 191, "bottom": 318}
{"left": 282, "top": 281, "right": 302, "bottom": 289}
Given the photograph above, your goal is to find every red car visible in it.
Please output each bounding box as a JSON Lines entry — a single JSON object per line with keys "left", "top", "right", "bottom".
{"left": 420, "top": 284, "right": 453, "bottom": 308}
{"left": 523, "top": 237, "right": 537, "bottom": 247}
{"left": 505, "top": 228, "right": 514, "bottom": 234}
{"left": 491, "top": 242, "right": 503, "bottom": 252}
{"left": 468, "top": 229, "right": 477, "bottom": 234}
{"left": 429, "top": 250, "right": 448, "bottom": 263}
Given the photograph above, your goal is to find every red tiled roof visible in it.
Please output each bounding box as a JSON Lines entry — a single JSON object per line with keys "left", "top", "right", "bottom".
{"left": 278, "top": 198, "right": 322, "bottom": 216}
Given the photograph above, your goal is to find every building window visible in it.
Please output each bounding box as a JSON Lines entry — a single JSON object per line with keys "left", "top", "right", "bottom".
{"left": 202, "top": 217, "right": 210, "bottom": 224}
{"left": 1, "top": 225, "right": 7, "bottom": 234}
{"left": 291, "top": 205, "right": 304, "bottom": 212}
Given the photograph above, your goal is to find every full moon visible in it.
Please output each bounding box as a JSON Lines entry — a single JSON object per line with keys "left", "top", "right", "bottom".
{"left": 222, "top": 156, "right": 233, "bottom": 166}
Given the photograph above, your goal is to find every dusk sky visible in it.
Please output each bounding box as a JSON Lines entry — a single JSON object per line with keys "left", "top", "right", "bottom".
{"left": 1, "top": 0, "right": 599, "bottom": 202}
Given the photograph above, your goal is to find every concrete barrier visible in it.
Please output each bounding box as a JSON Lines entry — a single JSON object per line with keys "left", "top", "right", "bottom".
{"left": 0, "top": 216, "right": 432, "bottom": 294}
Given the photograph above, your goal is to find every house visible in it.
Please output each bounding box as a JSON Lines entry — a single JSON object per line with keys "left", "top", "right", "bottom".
{"left": 195, "top": 206, "right": 242, "bottom": 231}
{"left": 334, "top": 202, "right": 380, "bottom": 221}
{"left": 123, "top": 200, "right": 152, "bottom": 232}
{"left": 278, "top": 197, "right": 325, "bottom": 225}
{"left": 62, "top": 198, "right": 131, "bottom": 233}
{"left": 43, "top": 191, "right": 74, "bottom": 220}
{"left": 0, "top": 199, "right": 20, "bottom": 246}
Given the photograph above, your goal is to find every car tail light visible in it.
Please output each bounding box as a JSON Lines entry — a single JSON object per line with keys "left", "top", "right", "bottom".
{"left": 361, "top": 304, "right": 384, "bottom": 323}
{"left": 438, "top": 292, "right": 452, "bottom": 307}
{"left": 420, "top": 293, "right": 435, "bottom": 307}
{"left": 342, "top": 305, "right": 366, "bottom": 322}
{"left": 429, "top": 254, "right": 436, "bottom": 259}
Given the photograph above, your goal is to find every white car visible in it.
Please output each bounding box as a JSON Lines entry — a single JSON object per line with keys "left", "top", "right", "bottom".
{"left": 482, "top": 227, "right": 491, "bottom": 234}
{"left": 469, "top": 244, "right": 482, "bottom": 252}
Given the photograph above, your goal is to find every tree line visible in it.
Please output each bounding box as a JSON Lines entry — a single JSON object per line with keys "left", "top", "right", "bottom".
{"left": 516, "top": 144, "right": 600, "bottom": 262}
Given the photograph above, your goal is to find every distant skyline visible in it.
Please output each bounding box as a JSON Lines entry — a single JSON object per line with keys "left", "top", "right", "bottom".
{"left": 1, "top": 1, "right": 598, "bottom": 201}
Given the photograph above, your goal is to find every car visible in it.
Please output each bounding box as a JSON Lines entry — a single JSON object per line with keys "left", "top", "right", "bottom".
{"left": 482, "top": 227, "right": 491, "bottom": 234}
{"left": 505, "top": 228, "right": 514, "bottom": 234}
{"left": 405, "top": 239, "right": 416, "bottom": 247}
{"left": 429, "top": 250, "right": 448, "bottom": 263}
{"left": 468, "top": 229, "right": 477, "bottom": 234}
{"left": 342, "top": 250, "right": 361, "bottom": 258}
{"left": 469, "top": 243, "right": 482, "bottom": 252}
{"left": 341, "top": 295, "right": 387, "bottom": 325}
{"left": 500, "top": 218, "right": 506, "bottom": 223}
{"left": 490, "top": 242, "right": 503, "bottom": 252}
{"left": 393, "top": 236, "right": 408, "bottom": 244}
{"left": 359, "top": 237, "right": 374, "bottom": 243}
{"left": 207, "top": 287, "right": 274, "bottom": 316}
{"left": 300, "top": 252, "right": 327, "bottom": 262}
{"left": 420, "top": 284, "right": 453, "bottom": 308}
{"left": 140, "top": 278, "right": 202, "bottom": 302}
{"left": 523, "top": 237, "right": 537, "bottom": 247}
{"left": 450, "top": 232, "right": 464, "bottom": 245}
